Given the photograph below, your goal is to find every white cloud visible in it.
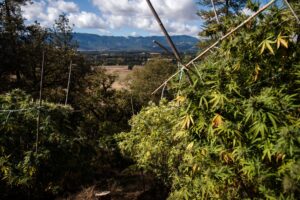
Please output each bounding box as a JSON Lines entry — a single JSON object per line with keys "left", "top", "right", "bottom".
{"left": 21, "top": 0, "right": 200, "bottom": 36}
{"left": 92, "top": 0, "right": 197, "bottom": 20}
{"left": 69, "top": 11, "right": 106, "bottom": 29}
{"left": 105, "top": 15, "right": 128, "bottom": 29}
{"left": 49, "top": 0, "right": 79, "bottom": 13}
{"left": 21, "top": 1, "right": 47, "bottom": 22}
{"left": 91, "top": 0, "right": 199, "bottom": 35}
{"left": 168, "top": 22, "right": 199, "bottom": 36}
{"left": 130, "top": 32, "right": 139, "bottom": 37}
{"left": 22, "top": 0, "right": 105, "bottom": 29}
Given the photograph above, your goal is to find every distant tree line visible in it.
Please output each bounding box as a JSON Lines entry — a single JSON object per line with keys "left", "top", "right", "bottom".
{"left": 80, "top": 51, "right": 196, "bottom": 67}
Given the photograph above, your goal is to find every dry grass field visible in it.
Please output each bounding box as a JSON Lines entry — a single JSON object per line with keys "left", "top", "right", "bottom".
{"left": 103, "top": 65, "right": 142, "bottom": 90}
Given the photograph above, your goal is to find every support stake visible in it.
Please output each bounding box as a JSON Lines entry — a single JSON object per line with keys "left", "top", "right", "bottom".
{"left": 211, "top": 0, "right": 220, "bottom": 24}
{"left": 145, "top": 0, "right": 193, "bottom": 84}
{"left": 153, "top": 40, "right": 172, "bottom": 55}
{"left": 36, "top": 50, "right": 45, "bottom": 153}
{"left": 65, "top": 60, "right": 73, "bottom": 105}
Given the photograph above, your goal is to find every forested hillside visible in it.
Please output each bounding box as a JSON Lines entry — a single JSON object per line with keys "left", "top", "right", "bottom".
{"left": 1, "top": 0, "right": 300, "bottom": 200}
{"left": 73, "top": 33, "right": 198, "bottom": 52}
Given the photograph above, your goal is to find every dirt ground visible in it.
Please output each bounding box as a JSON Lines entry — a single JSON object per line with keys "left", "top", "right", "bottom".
{"left": 103, "top": 65, "right": 142, "bottom": 90}
{"left": 57, "top": 172, "right": 169, "bottom": 200}
{"left": 104, "top": 66, "right": 131, "bottom": 90}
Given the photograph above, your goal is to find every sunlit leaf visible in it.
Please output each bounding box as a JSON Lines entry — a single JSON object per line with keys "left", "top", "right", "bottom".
{"left": 175, "top": 95, "right": 186, "bottom": 105}
{"left": 259, "top": 37, "right": 275, "bottom": 55}
{"left": 254, "top": 64, "right": 261, "bottom": 81}
{"left": 277, "top": 33, "right": 289, "bottom": 49}
{"left": 186, "top": 142, "right": 194, "bottom": 151}
{"left": 212, "top": 114, "right": 224, "bottom": 128}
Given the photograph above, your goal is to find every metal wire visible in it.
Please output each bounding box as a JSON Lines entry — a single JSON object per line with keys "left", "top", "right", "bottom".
{"left": 161, "top": 83, "right": 167, "bottom": 100}
{"left": 0, "top": 107, "right": 41, "bottom": 125}
{"left": 0, "top": 107, "right": 39, "bottom": 113}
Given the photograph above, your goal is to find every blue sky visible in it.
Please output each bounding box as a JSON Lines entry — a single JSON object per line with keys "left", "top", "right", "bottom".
{"left": 21, "top": 0, "right": 202, "bottom": 36}
{"left": 21, "top": 0, "right": 273, "bottom": 37}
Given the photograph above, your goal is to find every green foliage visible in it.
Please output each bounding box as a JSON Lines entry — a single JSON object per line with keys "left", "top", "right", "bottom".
{"left": 0, "top": 1, "right": 134, "bottom": 199}
{"left": 0, "top": 0, "right": 29, "bottom": 84}
{"left": 0, "top": 85, "right": 133, "bottom": 199}
{"left": 197, "top": 0, "right": 247, "bottom": 48}
{"left": 0, "top": 70, "right": 134, "bottom": 199}
{"left": 0, "top": 90, "right": 95, "bottom": 198}
{"left": 117, "top": 100, "right": 191, "bottom": 185}
{"left": 118, "top": 3, "right": 300, "bottom": 199}
{"left": 0, "top": 8, "right": 133, "bottom": 196}
{"left": 129, "top": 58, "right": 177, "bottom": 106}
{"left": 76, "top": 68, "right": 132, "bottom": 136}
{"left": 0, "top": 6, "right": 90, "bottom": 103}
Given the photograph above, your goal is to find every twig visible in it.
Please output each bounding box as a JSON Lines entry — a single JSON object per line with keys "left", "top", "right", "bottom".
{"left": 0, "top": 107, "right": 37, "bottom": 113}
{"left": 211, "top": 0, "right": 220, "bottom": 24}
{"left": 161, "top": 83, "right": 167, "bottom": 99}
{"left": 65, "top": 60, "right": 73, "bottom": 105}
{"left": 131, "top": 95, "right": 135, "bottom": 115}
{"left": 5, "top": 111, "right": 12, "bottom": 123}
{"left": 36, "top": 50, "right": 45, "bottom": 153}
{"left": 145, "top": 0, "right": 181, "bottom": 61}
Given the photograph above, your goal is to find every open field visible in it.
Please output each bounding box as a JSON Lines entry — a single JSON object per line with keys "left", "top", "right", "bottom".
{"left": 103, "top": 65, "right": 142, "bottom": 90}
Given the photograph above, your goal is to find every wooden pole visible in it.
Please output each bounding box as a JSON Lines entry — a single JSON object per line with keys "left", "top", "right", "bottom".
{"left": 153, "top": 40, "right": 172, "bottom": 55}
{"left": 152, "top": 70, "right": 182, "bottom": 94}
{"left": 130, "top": 95, "right": 135, "bottom": 116}
{"left": 152, "top": 0, "right": 276, "bottom": 94}
{"left": 65, "top": 60, "right": 73, "bottom": 105}
{"left": 36, "top": 50, "right": 45, "bottom": 153}
{"left": 145, "top": 0, "right": 181, "bottom": 61}
{"left": 145, "top": 0, "right": 193, "bottom": 84}
{"left": 211, "top": 0, "right": 220, "bottom": 24}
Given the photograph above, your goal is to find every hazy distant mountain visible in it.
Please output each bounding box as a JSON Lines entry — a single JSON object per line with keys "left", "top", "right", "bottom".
{"left": 73, "top": 33, "right": 199, "bottom": 52}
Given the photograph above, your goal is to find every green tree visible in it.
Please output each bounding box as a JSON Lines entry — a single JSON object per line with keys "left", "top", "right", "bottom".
{"left": 50, "top": 13, "right": 77, "bottom": 51}
{"left": 32, "top": 14, "right": 90, "bottom": 104}
{"left": 0, "top": 0, "right": 29, "bottom": 86}
{"left": 70, "top": 68, "right": 133, "bottom": 174}
{"left": 128, "top": 58, "right": 177, "bottom": 106}
{"left": 76, "top": 68, "right": 132, "bottom": 137}
{"left": 197, "top": 0, "right": 247, "bottom": 48}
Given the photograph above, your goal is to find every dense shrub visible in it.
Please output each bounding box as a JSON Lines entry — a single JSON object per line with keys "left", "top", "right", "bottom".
{"left": 0, "top": 90, "right": 98, "bottom": 199}
{"left": 128, "top": 58, "right": 178, "bottom": 106}
{"left": 118, "top": 3, "right": 300, "bottom": 199}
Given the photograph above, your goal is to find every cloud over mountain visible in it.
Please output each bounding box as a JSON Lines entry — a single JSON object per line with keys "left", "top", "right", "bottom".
{"left": 21, "top": 0, "right": 200, "bottom": 36}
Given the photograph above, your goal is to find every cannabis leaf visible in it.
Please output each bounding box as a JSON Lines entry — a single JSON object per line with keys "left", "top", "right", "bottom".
{"left": 276, "top": 33, "right": 288, "bottom": 49}
{"left": 259, "top": 37, "right": 276, "bottom": 55}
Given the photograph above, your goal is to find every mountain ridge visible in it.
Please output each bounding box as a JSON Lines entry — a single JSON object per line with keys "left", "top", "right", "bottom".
{"left": 73, "top": 33, "right": 199, "bottom": 52}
